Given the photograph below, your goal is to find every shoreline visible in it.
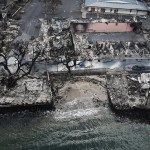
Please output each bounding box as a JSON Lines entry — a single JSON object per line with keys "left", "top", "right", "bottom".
{"left": 0, "top": 74, "right": 149, "bottom": 123}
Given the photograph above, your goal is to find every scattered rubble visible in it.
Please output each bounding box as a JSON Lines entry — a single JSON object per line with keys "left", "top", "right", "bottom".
{"left": 71, "top": 14, "right": 138, "bottom": 23}
{"left": 28, "top": 18, "right": 74, "bottom": 63}
{"left": 107, "top": 73, "right": 150, "bottom": 110}
{"left": 73, "top": 33, "right": 150, "bottom": 60}
{"left": 0, "top": 76, "right": 52, "bottom": 106}
{"left": 0, "top": 19, "right": 20, "bottom": 49}
{"left": 0, "top": 0, "right": 150, "bottom": 114}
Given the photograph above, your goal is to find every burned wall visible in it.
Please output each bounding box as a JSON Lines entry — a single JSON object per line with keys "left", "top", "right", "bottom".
{"left": 70, "top": 22, "right": 133, "bottom": 33}
{"left": 71, "top": 22, "right": 143, "bottom": 33}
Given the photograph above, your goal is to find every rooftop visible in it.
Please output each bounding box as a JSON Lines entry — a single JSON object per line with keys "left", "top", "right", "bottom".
{"left": 84, "top": 0, "right": 148, "bottom": 11}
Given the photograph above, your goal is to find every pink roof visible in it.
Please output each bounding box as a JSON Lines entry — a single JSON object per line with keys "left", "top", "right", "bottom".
{"left": 87, "top": 23, "right": 133, "bottom": 32}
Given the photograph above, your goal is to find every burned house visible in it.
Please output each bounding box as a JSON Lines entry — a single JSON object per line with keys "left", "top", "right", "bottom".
{"left": 107, "top": 73, "right": 150, "bottom": 110}
{"left": 82, "top": 0, "right": 149, "bottom": 18}
{"left": 70, "top": 18, "right": 149, "bottom": 61}
{"left": 28, "top": 18, "right": 74, "bottom": 63}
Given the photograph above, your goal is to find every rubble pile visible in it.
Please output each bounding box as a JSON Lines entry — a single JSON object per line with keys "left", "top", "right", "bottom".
{"left": 99, "top": 14, "right": 137, "bottom": 22}
{"left": 73, "top": 34, "right": 94, "bottom": 61}
{"left": 0, "top": 77, "right": 52, "bottom": 106}
{"left": 71, "top": 15, "right": 137, "bottom": 24}
{"left": 73, "top": 33, "right": 150, "bottom": 60}
{"left": 107, "top": 73, "right": 150, "bottom": 110}
{"left": 0, "top": 19, "right": 20, "bottom": 49}
{"left": 94, "top": 41, "right": 150, "bottom": 58}
{"left": 50, "top": 18, "right": 70, "bottom": 34}
{"left": 46, "top": 18, "right": 73, "bottom": 60}
{"left": 28, "top": 18, "right": 74, "bottom": 63}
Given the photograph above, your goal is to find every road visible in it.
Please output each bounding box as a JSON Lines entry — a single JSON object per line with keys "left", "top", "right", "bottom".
{"left": 16, "top": 0, "right": 82, "bottom": 41}
{"left": 16, "top": 0, "right": 44, "bottom": 41}
{"left": 33, "top": 58, "right": 150, "bottom": 73}
{"left": 13, "top": 0, "right": 150, "bottom": 74}
{"left": 88, "top": 32, "right": 146, "bottom": 43}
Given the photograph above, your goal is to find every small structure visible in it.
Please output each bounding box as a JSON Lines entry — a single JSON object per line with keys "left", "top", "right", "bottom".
{"left": 82, "top": 0, "right": 149, "bottom": 18}
{"left": 0, "top": 77, "right": 52, "bottom": 107}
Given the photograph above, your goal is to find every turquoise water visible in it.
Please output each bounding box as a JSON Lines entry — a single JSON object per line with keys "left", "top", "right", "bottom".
{"left": 0, "top": 106, "right": 150, "bottom": 150}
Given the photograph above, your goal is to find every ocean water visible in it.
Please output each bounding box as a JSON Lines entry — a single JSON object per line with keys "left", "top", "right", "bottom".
{"left": 0, "top": 100, "right": 150, "bottom": 150}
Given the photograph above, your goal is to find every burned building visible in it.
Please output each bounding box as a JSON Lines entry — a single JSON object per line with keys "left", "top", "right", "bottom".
{"left": 82, "top": 0, "right": 149, "bottom": 18}
{"left": 70, "top": 18, "right": 149, "bottom": 62}
{"left": 28, "top": 18, "right": 75, "bottom": 63}
{"left": 107, "top": 73, "right": 150, "bottom": 110}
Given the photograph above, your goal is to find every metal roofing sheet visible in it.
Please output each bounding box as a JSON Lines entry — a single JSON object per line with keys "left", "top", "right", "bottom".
{"left": 85, "top": 0, "right": 148, "bottom": 11}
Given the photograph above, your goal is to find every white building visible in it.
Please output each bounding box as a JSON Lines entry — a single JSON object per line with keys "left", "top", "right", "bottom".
{"left": 82, "top": 0, "right": 149, "bottom": 18}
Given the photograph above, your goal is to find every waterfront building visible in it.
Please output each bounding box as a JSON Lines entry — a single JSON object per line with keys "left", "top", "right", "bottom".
{"left": 82, "top": 0, "right": 149, "bottom": 18}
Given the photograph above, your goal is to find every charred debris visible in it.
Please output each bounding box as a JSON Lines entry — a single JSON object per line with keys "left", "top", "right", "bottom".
{"left": 0, "top": 3, "right": 150, "bottom": 113}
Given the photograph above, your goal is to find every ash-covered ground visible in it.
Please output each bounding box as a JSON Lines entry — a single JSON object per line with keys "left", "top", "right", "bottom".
{"left": 51, "top": 75, "right": 109, "bottom": 121}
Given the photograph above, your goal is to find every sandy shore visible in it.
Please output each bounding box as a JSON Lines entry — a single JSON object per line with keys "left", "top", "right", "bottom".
{"left": 56, "top": 76, "right": 108, "bottom": 109}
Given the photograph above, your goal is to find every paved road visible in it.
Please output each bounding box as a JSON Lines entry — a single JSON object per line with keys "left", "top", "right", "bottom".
{"left": 33, "top": 58, "right": 150, "bottom": 73}
{"left": 88, "top": 32, "right": 146, "bottom": 43}
{"left": 17, "top": 0, "right": 44, "bottom": 41}
{"left": 16, "top": 0, "right": 82, "bottom": 41}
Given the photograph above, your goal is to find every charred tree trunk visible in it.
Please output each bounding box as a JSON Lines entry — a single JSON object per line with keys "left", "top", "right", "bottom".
{"left": 1, "top": 76, "right": 18, "bottom": 88}
{"left": 0, "top": 41, "right": 41, "bottom": 89}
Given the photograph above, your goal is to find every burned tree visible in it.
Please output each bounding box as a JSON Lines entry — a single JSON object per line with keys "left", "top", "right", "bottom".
{"left": 51, "top": 35, "right": 78, "bottom": 74}
{"left": 63, "top": 56, "right": 76, "bottom": 74}
{"left": 0, "top": 41, "right": 41, "bottom": 88}
{"left": 63, "top": 43, "right": 78, "bottom": 74}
